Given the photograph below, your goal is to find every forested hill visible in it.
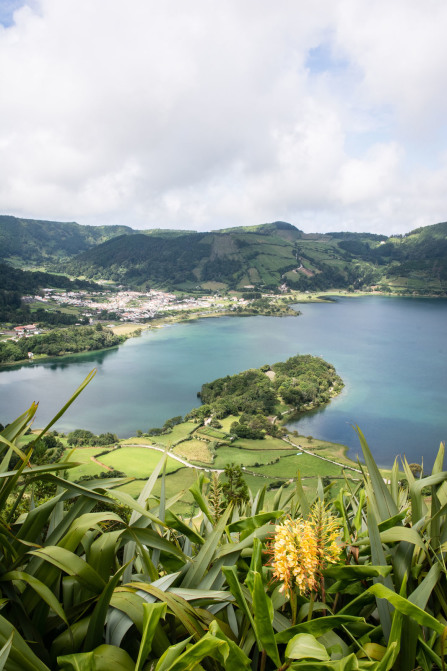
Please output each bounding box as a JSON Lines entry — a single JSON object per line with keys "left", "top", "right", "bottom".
{"left": 64, "top": 220, "right": 447, "bottom": 293}
{"left": 0, "top": 215, "right": 135, "bottom": 265}
{"left": 2, "top": 215, "right": 447, "bottom": 293}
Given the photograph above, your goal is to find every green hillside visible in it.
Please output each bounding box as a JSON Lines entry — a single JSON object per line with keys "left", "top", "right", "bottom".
{"left": 65, "top": 222, "right": 387, "bottom": 291}
{"left": 0, "top": 215, "right": 135, "bottom": 266}
{"left": 2, "top": 215, "right": 447, "bottom": 293}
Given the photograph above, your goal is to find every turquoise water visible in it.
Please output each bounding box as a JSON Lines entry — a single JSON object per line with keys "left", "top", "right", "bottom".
{"left": 1, "top": 296, "right": 446, "bottom": 467}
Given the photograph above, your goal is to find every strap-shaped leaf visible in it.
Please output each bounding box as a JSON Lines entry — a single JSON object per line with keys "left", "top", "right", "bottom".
{"left": 29, "top": 546, "right": 105, "bottom": 593}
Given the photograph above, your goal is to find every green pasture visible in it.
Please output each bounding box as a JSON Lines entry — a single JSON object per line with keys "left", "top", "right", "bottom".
{"left": 233, "top": 436, "right": 291, "bottom": 451}
{"left": 149, "top": 422, "right": 198, "bottom": 445}
{"left": 196, "top": 426, "right": 228, "bottom": 440}
{"left": 64, "top": 448, "right": 108, "bottom": 480}
{"left": 250, "top": 452, "right": 343, "bottom": 478}
{"left": 212, "top": 445, "right": 293, "bottom": 469}
{"left": 100, "top": 446, "right": 180, "bottom": 477}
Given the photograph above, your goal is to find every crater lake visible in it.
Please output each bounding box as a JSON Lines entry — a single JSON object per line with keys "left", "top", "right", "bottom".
{"left": 1, "top": 295, "right": 446, "bottom": 468}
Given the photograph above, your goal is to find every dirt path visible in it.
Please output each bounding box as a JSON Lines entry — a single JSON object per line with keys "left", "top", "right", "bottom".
{"left": 90, "top": 456, "right": 113, "bottom": 471}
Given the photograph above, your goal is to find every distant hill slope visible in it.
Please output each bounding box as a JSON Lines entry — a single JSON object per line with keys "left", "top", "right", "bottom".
{"left": 64, "top": 222, "right": 387, "bottom": 291}
{"left": 3, "top": 215, "right": 447, "bottom": 293}
{"left": 0, "top": 215, "right": 135, "bottom": 266}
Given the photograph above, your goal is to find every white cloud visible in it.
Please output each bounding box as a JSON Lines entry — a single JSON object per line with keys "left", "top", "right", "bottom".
{"left": 0, "top": 0, "right": 447, "bottom": 234}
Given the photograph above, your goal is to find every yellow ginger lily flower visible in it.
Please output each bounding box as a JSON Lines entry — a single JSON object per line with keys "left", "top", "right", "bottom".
{"left": 270, "top": 502, "right": 341, "bottom": 597}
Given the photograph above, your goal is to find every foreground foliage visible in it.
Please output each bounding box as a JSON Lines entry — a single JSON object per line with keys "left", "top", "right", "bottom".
{"left": 1, "top": 372, "right": 447, "bottom": 669}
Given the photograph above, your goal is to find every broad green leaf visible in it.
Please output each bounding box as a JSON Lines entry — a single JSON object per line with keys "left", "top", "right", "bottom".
{"left": 58, "top": 512, "right": 124, "bottom": 551}
{"left": 226, "top": 510, "right": 282, "bottom": 534}
{"left": 29, "top": 546, "right": 105, "bottom": 594}
{"left": 216, "top": 522, "right": 273, "bottom": 558}
{"left": 189, "top": 476, "right": 213, "bottom": 522}
{"left": 409, "top": 563, "right": 441, "bottom": 609}
{"left": 87, "top": 530, "right": 122, "bottom": 580}
{"left": 181, "top": 505, "right": 232, "bottom": 588}
{"left": 354, "top": 426, "right": 398, "bottom": 521}
{"left": 367, "top": 504, "right": 394, "bottom": 641}
{"left": 164, "top": 510, "right": 204, "bottom": 545}
{"left": 375, "top": 642, "right": 398, "bottom": 671}
{"left": 222, "top": 565, "right": 255, "bottom": 626}
{"left": 208, "top": 620, "right": 251, "bottom": 671}
{"left": 58, "top": 644, "right": 134, "bottom": 670}
{"left": 159, "top": 633, "right": 227, "bottom": 671}
{"left": 0, "top": 571, "right": 69, "bottom": 626}
{"left": 286, "top": 633, "right": 330, "bottom": 661}
{"left": 132, "top": 452, "right": 168, "bottom": 524}
{"left": 390, "top": 459, "right": 400, "bottom": 507}
{"left": 51, "top": 618, "right": 90, "bottom": 659}
{"left": 294, "top": 471, "right": 310, "bottom": 518}
{"left": 288, "top": 652, "right": 364, "bottom": 670}
{"left": 135, "top": 602, "right": 167, "bottom": 671}
{"left": 324, "top": 566, "right": 392, "bottom": 580}
{"left": 108, "top": 489, "right": 163, "bottom": 526}
{"left": 122, "top": 527, "right": 188, "bottom": 562}
{"left": 131, "top": 583, "right": 207, "bottom": 640}
{"left": 0, "top": 633, "right": 13, "bottom": 671}
{"left": 368, "top": 584, "right": 446, "bottom": 634}
{"left": 0, "top": 403, "right": 37, "bottom": 446}
{"left": 276, "top": 616, "right": 364, "bottom": 644}
{"left": 84, "top": 562, "right": 129, "bottom": 651}
{"left": 252, "top": 571, "right": 280, "bottom": 666}
{"left": 379, "top": 526, "right": 426, "bottom": 554}
{"left": 154, "top": 638, "right": 191, "bottom": 671}
{"left": 356, "top": 643, "right": 386, "bottom": 660}
{"left": 0, "top": 613, "right": 51, "bottom": 671}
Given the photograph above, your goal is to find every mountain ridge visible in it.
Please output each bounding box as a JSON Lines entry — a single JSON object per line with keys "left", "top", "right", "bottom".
{"left": 2, "top": 215, "right": 447, "bottom": 294}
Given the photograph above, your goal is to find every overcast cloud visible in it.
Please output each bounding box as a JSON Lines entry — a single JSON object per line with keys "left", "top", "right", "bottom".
{"left": 1, "top": 0, "right": 447, "bottom": 235}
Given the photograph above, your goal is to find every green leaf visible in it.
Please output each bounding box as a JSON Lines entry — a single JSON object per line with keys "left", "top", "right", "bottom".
{"left": 154, "top": 638, "right": 191, "bottom": 671}
{"left": 368, "top": 584, "right": 446, "bottom": 634}
{"left": 227, "top": 511, "right": 282, "bottom": 534}
{"left": 324, "top": 566, "right": 393, "bottom": 580}
{"left": 276, "top": 616, "right": 364, "bottom": 644}
{"left": 84, "top": 562, "right": 129, "bottom": 651}
{"left": 367, "top": 504, "right": 394, "bottom": 641}
{"left": 286, "top": 633, "right": 330, "bottom": 661}
{"left": 208, "top": 620, "right": 251, "bottom": 670}
{"left": 0, "top": 633, "right": 13, "bottom": 671}
{"left": 181, "top": 505, "right": 232, "bottom": 588}
{"left": 28, "top": 546, "right": 105, "bottom": 594}
{"left": 35, "top": 369, "right": 96, "bottom": 440}
{"left": 294, "top": 471, "right": 310, "bottom": 517}
{"left": 58, "top": 512, "right": 124, "bottom": 551}
{"left": 135, "top": 602, "right": 167, "bottom": 671}
{"left": 252, "top": 571, "right": 281, "bottom": 666}
{"left": 222, "top": 565, "right": 255, "bottom": 626}
{"left": 58, "top": 644, "right": 134, "bottom": 670}
{"left": 354, "top": 426, "right": 398, "bottom": 521}
{"left": 122, "top": 527, "right": 188, "bottom": 562}
{"left": 0, "top": 613, "right": 51, "bottom": 671}
{"left": 159, "top": 633, "right": 227, "bottom": 671}
{"left": 189, "top": 476, "right": 213, "bottom": 522}
{"left": 0, "top": 571, "right": 69, "bottom": 626}
{"left": 164, "top": 510, "right": 204, "bottom": 545}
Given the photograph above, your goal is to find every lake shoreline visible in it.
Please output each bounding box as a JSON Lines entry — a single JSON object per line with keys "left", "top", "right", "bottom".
{"left": 2, "top": 287, "right": 444, "bottom": 370}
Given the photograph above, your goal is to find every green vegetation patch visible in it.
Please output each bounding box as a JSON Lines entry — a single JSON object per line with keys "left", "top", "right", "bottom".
{"left": 173, "top": 440, "right": 214, "bottom": 464}
{"left": 100, "top": 446, "right": 180, "bottom": 477}
{"left": 212, "top": 446, "right": 293, "bottom": 469}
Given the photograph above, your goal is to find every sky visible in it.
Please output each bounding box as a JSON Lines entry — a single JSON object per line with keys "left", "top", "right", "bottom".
{"left": 1, "top": 1, "right": 447, "bottom": 235}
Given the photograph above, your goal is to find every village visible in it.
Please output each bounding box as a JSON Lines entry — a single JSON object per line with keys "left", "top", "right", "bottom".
{"left": 25, "top": 287, "right": 251, "bottom": 322}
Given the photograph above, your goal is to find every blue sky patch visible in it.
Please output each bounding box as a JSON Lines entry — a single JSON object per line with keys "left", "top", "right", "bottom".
{"left": 0, "top": 0, "right": 27, "bottom": 27}
{"left": 305, "top": 42, "right": 349, "bottom": 75}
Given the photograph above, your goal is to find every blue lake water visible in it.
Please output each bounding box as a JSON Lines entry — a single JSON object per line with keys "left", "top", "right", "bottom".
{"left": 1, "top": 296, "right": 446, "bottom": 468}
